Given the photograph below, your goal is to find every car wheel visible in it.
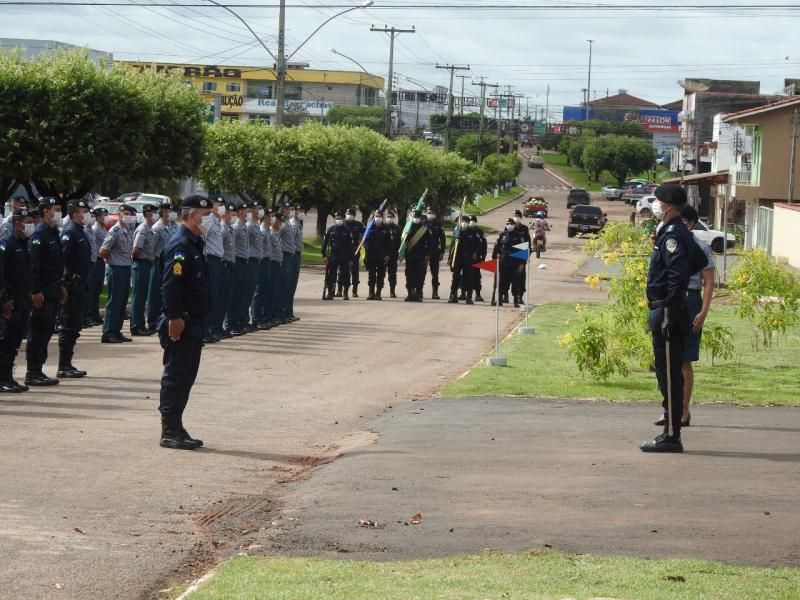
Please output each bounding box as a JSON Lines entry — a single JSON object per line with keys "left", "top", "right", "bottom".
{"left": 711, "top": 238, "right": 725, "bottom": 254}
{"left": 567, "top": 229, "right": 576, "bottom": 238}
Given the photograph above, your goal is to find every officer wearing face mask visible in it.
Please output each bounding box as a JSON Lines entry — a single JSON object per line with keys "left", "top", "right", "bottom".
{"left": 79, "top": 205, "right": 98, "bottom": 328}
{"left": 364, "top": 209, "right": 390, "bottom": 301}
{"left": 277, "top": 202, "right": 297, "bottom": 320}
{"left": 85, "top": 207, "right": 108, "bottom": 327}
{"left": 422, "top": 206, "right": 447, "bottom": 300}
{"left": 26, "top": 197, "right": 68, "bottom": 386}
{"left": 130, "top": 204, "right": 157, "bottom": 337}
{"left": 202, "top": 198, "right": 225, "bottom": 343}
{"left": 157, "top": 195, "right": 212, "bottom": 450}
{"left": 470, "top": 216, "right": 487, "bottom": 302}
{"left": 148, "top": 202, "right": 174, "bottom": 333}
{"left": 267, "top": 211, "right": 284, "bottom": 324}
{"left": 215, "top": 203, "right": 236, "bottom": 338}
{"left": 492, "top": 217, "right": 527, "bottom": 308}
{"left": 344, "top": 208, "right": 365, "bottom": 298}
{"left": 0, "top": 197, "right": 28, "bottom": 244}
{"left": 252, "top": 208, "right": 273, "bottom": 329}
{"left": 448, "top": 215, "right": 475, "bottom": 304}
{"left": 322, "top": 211, "right": 355, "bottom": 300}
{"left": 57, "top": 199, "right": 92, "bottom": 379}
{"left": 512, "top": 209, "right": 531, "bottom": 302}
{"left": 385, "top": 210, "right": 401, "bottom": 298}
{"left": 242, "top": 202, "right": 264, "bottom": 332}
{"left": 0, "top": 208, "right": 35, "bottom": 393}
{"left": 287, "top": 203, "right": 304, "bottom": 321}
{"left": 403, "top": 209, "right": 432, "bottom": 302}
{"left": 224, "top": 201, "right": 249, "bottom": 336}
{"left": 99, "top": 204, "right": 137, "bottom": 343}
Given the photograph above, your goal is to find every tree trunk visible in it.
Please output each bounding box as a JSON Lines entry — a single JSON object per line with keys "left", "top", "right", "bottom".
{"left": 316, "top": 208, "right": 329, "bottom": 240}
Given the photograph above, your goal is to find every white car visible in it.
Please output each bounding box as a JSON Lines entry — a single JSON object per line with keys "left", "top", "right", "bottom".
{"left": 692, "top": 219, "right": 736, "bottom": 254}
{"left": 636, "top": 195, "right": 657, "bottom": 217}
{"left": 601, "top": 185, "right": 622, "bottom": 200}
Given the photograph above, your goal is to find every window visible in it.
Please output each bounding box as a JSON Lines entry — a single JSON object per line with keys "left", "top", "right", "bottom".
{"left": 248, "top": 114, "right": 271, "bottom": 124}
{"left": 247, "top": 80, "right": 273, "bottom": 99}
{"left": 202, "top": 81, "right": 217, "bottom": 93}
{"left": 226, "top": 82, "right": 241, "bottom": 93}
{"left": 285, "top": 85, "right": 302, "bottom": 100}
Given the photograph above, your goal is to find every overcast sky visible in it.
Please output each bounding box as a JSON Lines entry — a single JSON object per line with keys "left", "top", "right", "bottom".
{"left": 2, "top": 1, "right": 798, "bottom": 119}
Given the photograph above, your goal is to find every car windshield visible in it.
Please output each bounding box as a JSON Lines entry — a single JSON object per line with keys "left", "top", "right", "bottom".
{"left": 102, "top": 204, "right": 120, "bottom": 215}
{"left": 574, "top": 205, "right": 601, "bottom": 214}
{"left": 139, "top": 194, "right": 168, "bottom": 204}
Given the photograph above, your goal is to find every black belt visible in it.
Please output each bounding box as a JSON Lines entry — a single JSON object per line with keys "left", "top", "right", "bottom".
{"left": 134, "top": 258, "right": 154, "bottom": 264}
{"left": 648, "top": 299, "right": 666, "bottom": 309}
{"left": 248, "top": 257, "right": 260, "bottom": 263}
{"left": 687, "top": 289, "right": 701, "bottom": 294}
{"left": 207, "top": 255, "right": 223, "bottom": 262}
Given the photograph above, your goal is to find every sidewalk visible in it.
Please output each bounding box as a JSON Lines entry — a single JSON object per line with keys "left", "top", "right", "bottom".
{"left": 261, "top": 397, "right": 800, "bottom": 567}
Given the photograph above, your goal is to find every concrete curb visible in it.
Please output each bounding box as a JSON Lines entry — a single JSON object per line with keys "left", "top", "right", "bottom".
{"left": 481, "top": 189, "right": 529, "bottom": 216}
{"left": 543, "top": 167, "right": 573, "bottom": 188}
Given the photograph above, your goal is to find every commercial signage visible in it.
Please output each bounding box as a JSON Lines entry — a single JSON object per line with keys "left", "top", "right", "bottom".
{"left": 562, "top": 106, "right": 679, "bottom": 133}
{"left": 244, "top": 98, "right": 334, "bottom": 116}
{"left": 487, "top": 98, "right": 515, "bottom": 109}
{"left": 127, "top": 63, "right": 243, "bottom": 79}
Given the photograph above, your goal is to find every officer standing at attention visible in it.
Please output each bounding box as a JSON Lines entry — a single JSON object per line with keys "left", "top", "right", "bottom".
{"left": 403, "top": 209, "right": 432, "bottom": 302}
{"left": 0, "top": 208, "right": 35, "bottom": 392}
{"left": 203, "top": 198, "right": 225, "bottom": 344}
{"left": 344, "top": 208, "right": 365, "bottom": 298}
{"left": 640, "top": 184, "right": 692, "bottom": 453}
{"left": 364, "top": 209, "right": 390, "bottom": 301}
{"left": 321, "top": 211, "right": 355, "bottom": 301}
{"left": 385, "top": 210, "right": 401, "bottom": 298}
{"left": 130, "top": 204, "right": 157, "bottom": 336}
{"left": 26, "top": 197, "right": 67, "bottom": 386}
{"left": 224, "top": 201, "right": 249, "bottom": 336}
{"left": 423, "top": 206, "right": 447, "bottom": 299}
{"left": 158, "top": 195, "right": 213, "bottom": 450}
{"left": 148, "top": 201, "right": 175, "bottom": 333}
{"left": 57, "top": 199, "right": 92, "bottom": 378}
{"left": 278, "top": 202, "right": 297, "bottom": 320}
{"left": 267, "top": 211, "right": 284, "bottom": 325}
{"left": 287, "top": 204, "right": 304, "bottom": 321}
{"left": 448, "top": 214, "right": 475, "bottom": 304}
{"left": 242, "top": 201, "right": 264, "bottom": 332}
{"left": 512, "top": 209, "right": 531, "bottom": 303}
{"left": 252, "top": 208, "right": 273, "bottom": 329}
{"left": 80, "top": 205, "right": 98, "bottom": 328}
{"left": 85, "top": 206, "right": 108, "bottom": 327}
{"left": 216, "top": 202, "right": 236, "bottom": 338}
{"left": 470, "top": 216, "right": 487, "bottom": 302}
{"left": 492, "top": 218, "right": 527, "bottom": 307}
{"left": 99, "top": 204, "right": 136, "bottom": 343}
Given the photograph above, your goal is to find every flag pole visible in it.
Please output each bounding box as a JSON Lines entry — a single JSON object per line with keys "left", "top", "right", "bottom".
{"left": 519, "top": 249, "right": 536, "bottom": 335}
{"left": 487, "top": 256, "right": 507, "bottom": 366}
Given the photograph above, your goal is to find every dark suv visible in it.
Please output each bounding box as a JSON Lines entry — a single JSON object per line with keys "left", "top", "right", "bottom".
{"left": 567, "top": 187, "right": 590, "bottom": 209}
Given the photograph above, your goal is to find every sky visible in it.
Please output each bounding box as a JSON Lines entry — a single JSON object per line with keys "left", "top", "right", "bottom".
{"left": 1, "top": 0, "right": 799, "bottom": 121}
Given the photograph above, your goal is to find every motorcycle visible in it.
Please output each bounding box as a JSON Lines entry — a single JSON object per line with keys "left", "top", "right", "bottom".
{"left": 534, "top": 233, "right": 546, "bottom": 258}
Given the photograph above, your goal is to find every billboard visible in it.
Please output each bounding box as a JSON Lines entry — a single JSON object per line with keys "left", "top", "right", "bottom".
{"left": 562, "top": 106, "right": 679, "bottom": 133}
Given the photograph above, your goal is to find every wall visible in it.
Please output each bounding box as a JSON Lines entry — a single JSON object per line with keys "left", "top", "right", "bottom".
{"left": 772, "top": 203, "right": 800, "bottom": 268}
{"left": 754, "top": 109, "right": 799, "bottom": 199}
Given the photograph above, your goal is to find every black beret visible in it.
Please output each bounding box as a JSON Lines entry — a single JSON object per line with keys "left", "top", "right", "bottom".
{"left": 182, "top": 195, "right": 211, "bottom": 209}
{"left": 39, "top": 197, "right": 60, "bottom": 209}
{"left": 654, "top": 184, "right": 687, "bottom": 206}
{"left": 120, "top": 203, "right": 138, "bottom": 214}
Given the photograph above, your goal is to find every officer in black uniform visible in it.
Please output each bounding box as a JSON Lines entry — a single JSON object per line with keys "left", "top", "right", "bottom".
{"left": 385, "top": 210, "right": 401, "bottom": 298}
{"left": 492, "top": 218, "right": 527, "bottom": 307}
{"left": 26, "top": 197, "right": 67, "bottom": 386}
{"left": 0, "top": 208, "right": 34, "bottom": 392}
{"left": 448, "top": 214, "right": 479, "bottom": 304}
{"left": 403, "top": 209, "right": 432, "bottom": 302}
{"left": 58, "top": 199, "right": 92, "bottom": 378}
{"left": 470, "top": 215, "right": 487, "bottom": 302}
{"left": 157, "top": 195, "right": 213, "bottom": 450}
{"left": 640, "top": 184, "right": 692, "bottom": 453}
{"left": 423, "top": 206, "right": 447, "bottom": 299}
{"left": 322, "top": 211, "right": 355, "bottom": 301}
{"left": 344, "top": 208, "right": 365, "bottom": 297}
{"left": 512, "top": 209, "right": 531, "bottom": 303}
{"left": 363, "top": 210, "right": 391, "bottom": 300}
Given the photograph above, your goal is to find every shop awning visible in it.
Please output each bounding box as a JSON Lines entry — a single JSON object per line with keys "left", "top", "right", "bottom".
{"left": 662, "top": 171, "right": 729, "bottom": 185}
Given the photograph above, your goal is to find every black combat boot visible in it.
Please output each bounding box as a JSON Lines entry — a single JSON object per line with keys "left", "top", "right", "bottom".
{"left": 352, "top": 284, "right": 359, "bottom": 298}
{"left": 180, "top": 420, "right": 203, "bottom": 447}
{"left": 343, "top": 287, "right": 350, "bottom": 301}
{"left": 640, "top": 428, "right": 683, "bottom": 453}
{"left": 160, "top": 415, "right": 200, "bottom": 450}
{"left": 323, "top": 286, "right": 334, "bottom": 300}
{"left": 448, "top": 291, "right": 459, "bottom": 304}
{"left": 475, "top": 291, "right": 484, "bottom": 302}
{"left": 513, "top": 295, "right": 520, "bottom": 308}
{"left": 335, "top": 284, "right": 342, "bottom": 297}
{"left": 57, "top": 353, "right": 87, "bottom": 378}
{"left": 404, "top": 289, "right": 413, "bottom": 302}
{"left": 415, "top": 288, "right": 423, "bottom": 302}
{"left": 390, "top": 284, "right": 397, "bottom": 298}
{"left": 0, "top": 365, "right": 25, "bottom": 393}
{"left": 367, "top": 285, "right": 375, "bottom": 300}
{"left": 466, "top": 292, "right": 474, "bottom": 305}
{"left": 458, "top": 291, "right": 466, "bottom": 300}
{"left": 25, "top": 366, "right": 59, "bottom": 387}
{"left": 432, "top": 285, "right": 440, "bottom": 300}
{"left": 375, "top": 288, "right": 383, "bottom": 301}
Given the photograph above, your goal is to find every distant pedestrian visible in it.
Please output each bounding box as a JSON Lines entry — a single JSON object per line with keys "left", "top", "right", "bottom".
{"left": 84, "top": 206, "right": 108, "bottom": 327}
{"left": 130, "top": 204, "right": 157, "bottom": 336}
{"left": 99, "top": 204, "right": 136, "bottom": 343}
{"left": 385, "top": 210, "right": 401, "bottom": 298}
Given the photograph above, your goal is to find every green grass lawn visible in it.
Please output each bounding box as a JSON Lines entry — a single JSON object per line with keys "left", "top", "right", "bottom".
{"left": 541, "top": 154, "right": 671, "bottom": 191}
{"left": 465, "top": 186, "right": 524, "bottom": 215}
{"left": 185, "top": 551, "right": 800, "bottom": 600}
{"left": 443, "top": 302, "right": 800, "bottom": 406}
{"left": 301, "top": 237, "right": 324, "bottom": 266}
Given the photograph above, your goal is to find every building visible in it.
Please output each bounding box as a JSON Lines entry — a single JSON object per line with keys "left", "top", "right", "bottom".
{"left": 588, "top": 90, "right": 659, "bottom": 109}
{"left": 0, "top": 37, "right": 111, "bottom": 65}
{"left": 723, "top": 96, "right": 800, "bottom": 266}
{"left": 117, "top": 60, "right": 384, "bottom": 124}
{"left": 392, "top": 86, "right": 448, "bottom": 133}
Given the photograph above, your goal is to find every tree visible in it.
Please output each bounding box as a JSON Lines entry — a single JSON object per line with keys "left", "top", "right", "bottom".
{"left": 326, "top": 105, "right": 384, "bottom": 132}
{"left": 481, "top": 153, "right": 522, "bottom": 187}
{"left": 283, "top": 103, "right": 310, "bottom": 127}
{"left": 581, "top": 134, "right": 655, "bottom": 187}
{"left": 454, "top": 132, "right": 498, "bottom": 164}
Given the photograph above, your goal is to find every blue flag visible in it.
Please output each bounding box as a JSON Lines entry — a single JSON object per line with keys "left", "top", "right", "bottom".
{"left": 510, "top": 249, "right": 529, "bottom": 261}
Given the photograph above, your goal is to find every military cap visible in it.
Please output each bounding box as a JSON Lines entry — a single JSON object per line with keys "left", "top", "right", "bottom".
{"left": 412, "top": 209, "right": 423, "bottom": 218}
{"left": 505, "top": 217, "right": 515, "bottom": 225}
{"left": 158, "top": 201, "right": 173, "bottom": 211}
{"left": 387, "top": 210, "right": 396, "bottom": 217}
{"left": 281, "top": 200, "right": 292, "bottom": 208}
{"left": 460, "top": 213, "right": 471, "bottom": 221}
{"left": 374, "top": 209, "right": 383, "bottom": 217}
{"left": 346, "top": 207, "right": 357, "bottom": 216}
{"left": 39, "top": 197, "right": 60, "bottom": 209}
{"left": 67, "top": 199, "right": 89, "bottom": 210}
{"left": 654, "top": 184, "right": 687, "bottom": 206}
{"left": 334, "top": 211, "right": 344, "bottom": 218}
{"left": 294, "top": 203, "right": 302, "bottom": 210}
{"left": 91, "top": 206, "right": 108, "bottom": 215}
{"left": 274, "top": 211, "right": 284, "bottom": 221}
{"left": 214, "top": 196, "right": 225, "bottom": 203}
{"left": 513, "top": 209, "right": 523, "bottom": 217}
{"left": 141, "top": 203, "right": 157, "bottom": 213}
{"left": 250, "top": 199, "right": 262, "bottom": 208}
{"left": 120, "top": 203, "right": 138, "bottom": 214}
{"left": 11, "top": 207, "right": 31, "bottom": 220}
{"left": 238, "top": 201, "right": 250, "bottom": 210}
{"left": 225, "top": 202, "right": 237, "bottom": 212}
{"left": 181, "top": 195, "right": 210, "bottom": 209}
{"left": 469, "top": 215, "right": 478, "bottom": 222}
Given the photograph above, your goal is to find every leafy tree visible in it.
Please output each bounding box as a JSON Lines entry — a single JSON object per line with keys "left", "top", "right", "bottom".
{"left": 481, "top": 153, "right": 522, "bottom": 186}
{"left": 454, "top": 132, "right": 498, "bottom": 164}
{"left": 283, "top": 103, "right": 310, "bottom": 127}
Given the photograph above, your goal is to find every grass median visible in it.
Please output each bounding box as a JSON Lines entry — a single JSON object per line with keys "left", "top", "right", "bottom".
{"left": 184, "top": 550, "right": 800, "bottom": 600}
{"left": 465, "top": 186, "right": 524, "bottom": 216}
{"left": 442, "top": 302, "right": 800, "bottom": 406}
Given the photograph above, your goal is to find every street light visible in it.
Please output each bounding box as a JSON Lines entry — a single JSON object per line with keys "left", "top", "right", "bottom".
{"left": 275, "top": 0, "right": 374, "bottom": 126}
{"left": 586, "top": 39, "right": 595, "bottom": 121}
{"left": 332, "top": 48, "right": 369, "bottom": 105}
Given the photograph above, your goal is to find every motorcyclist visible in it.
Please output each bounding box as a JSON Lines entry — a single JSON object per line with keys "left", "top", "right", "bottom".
{"left": 531, "top": 211, "right": 551, "bottom": 252}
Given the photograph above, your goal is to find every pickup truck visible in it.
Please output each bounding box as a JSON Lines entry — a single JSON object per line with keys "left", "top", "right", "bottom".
{"left": 566, "top": 187, "right": 590, "bottom": 209}
{"left": 568, "top": 204, "right": 607, "bottom": 238}
{"left": 622, "top": 183, "right": 657, "bottom": 204}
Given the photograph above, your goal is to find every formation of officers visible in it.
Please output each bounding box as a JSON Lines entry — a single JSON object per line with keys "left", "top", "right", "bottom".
{"left": 321, "top": 206, "right": 534, "bottom": 307}
{"left": 0, "top": 195, "right": 305, "bottom": 396}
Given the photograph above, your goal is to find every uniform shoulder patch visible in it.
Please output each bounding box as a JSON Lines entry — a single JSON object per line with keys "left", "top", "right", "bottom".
{"left": 173, "top": 252, "right": 185, "bottom": 261}
{"left": 666, "top": 238, "right": 678, "bottom": 253}
{"left": 666, "top": 224, "right": 675, "bottom": 233}
{"left": 31, "top": 238, "right": 41, "bottom": 246}
{"left": 173, "top": 262, "right": 183, "bottom": 276}
{"left": 61, "top": 234, "right": 70, "bottom": 242}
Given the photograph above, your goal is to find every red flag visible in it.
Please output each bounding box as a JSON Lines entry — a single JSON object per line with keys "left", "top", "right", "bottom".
{"left": 472, "top": 259, "right": 497, "bottom": 273}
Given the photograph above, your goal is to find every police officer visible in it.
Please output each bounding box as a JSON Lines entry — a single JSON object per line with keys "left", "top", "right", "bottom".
{"left": 243, "top": 201, "right": 264, "bottom": 331}
{"left": 287, "top": 203, "right": 304, "bottom": 321}
{"left": 148, "top": 201, "right": 175, "bottom": 333}
{"left": 423, "top": 206, "right": 447, "bottom": 299}
{"left": 26, "top": 197, "right": 67, "bottom": 386}
{"left": 0, "top": 208, "right": 34, "bottom": 392}
{"left": 224, "top": 201, "right": 249, "bottom": 336}
{"left": 448, "top": 214, "right": 476, "bottom": 304}
{"left": 84, "top": 206, "right": 108, "bottom": 327}
{"left": 278, "top": 202, "right": 297, "bottom": 320}
{"left": 216, "top": 202, "right": 236, "bottom": 337}
{"left": 99, "top": 204, "right": 136, "bottom": 343}
{"left": 512, "top": 209, "right": 531, "bottom": 303}
{"left": 469, "top": 215, "right": 487, "bottom": 302}
{"left": 344, "top": 208, "right": 365, "bottom": 298}
{"left": 321, "top": 211, "right": 355, "bottom": 301}
{"left": 364, "top": 209, "right": 390, "bottom": 301}
{"left": 385, "top": 210, "right": 401, "bottom": 298}
{"left": 267, "top": 210, "right": 284, "bottom": 325}
{"left": 57, "top": 199, "right": 92, "bottom": 378}
{"left": 640, "top": 184, "right": 693, "bottom": 453}
{"left": 80, "top": 205, "right": 98, "bottom": 329}
{"left": 252, "top": 208, "right": 273, "bottom": 328}
{"left": 0, "top": 197, "right": 27, "bottom": 244}
{"left": 403, "top": 209, "right": 432, "bottom": 302}
{"left": 157, "top": 195, "right": 213, "bottom": 450}
{"left": 492, "top": 218, "right": 527, "bottom": 307}
{"left": 131, "top": 204, "right": 157, "bottom": 336}
{"left": 203, "top": 198, "right": 225, "bottom": 343}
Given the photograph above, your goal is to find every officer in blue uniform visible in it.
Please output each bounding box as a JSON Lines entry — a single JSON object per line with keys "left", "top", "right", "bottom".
{"left": 385, "top": 210, "right": 401, "bottom": 298}
{"left": 492, "top": 218, "right": 527, "bottom": 307}
{"left": 344, "top": 208, "right": 365, "bottom": 298}
{"left": 423, "top": 206, "right": 447, "bottom": 299}
{"left": 0, "top": 208, "right": 35, "bottom": 392}
{"left": 363, "top": 209, "right": 390, "bottom": 301}
{"left": 448, "top": 214, "right": 479, "bottom": 304}
{"left": 321, "top": 211, "right": 355, "bottom": 301}
{"left": 157, "top": 195, "right": 212, "bottom": 450}
{"left": 57, "top": 199, "right": 92, "bottom": 378}
{"left": 469, "top": 215, "right": 487, "bottom": 302}
{"left": 640, "top": 184, "right": 693, "bottom": 453}
{"left": 26, "top": 198, "right": 67, "bottom": 386}
{"left": 403, "top": 210, "right": 432, "bottom": 302}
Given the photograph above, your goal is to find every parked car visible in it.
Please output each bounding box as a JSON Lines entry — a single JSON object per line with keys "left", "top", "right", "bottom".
{"left": 92, "top": 201, "right": 125, "bottom": 230}
{"left": 100, "top": 193, "right": 171, "bottom": 228}
{"left": 622, "top": 183, "right": 657, "bottom": 204}
{"left": 566, "top": 187, "right": 590, "bottom": 209}
{"left": 568, "top": 204, "right": 607, "bottom": 237}
{"left": 601, "top": 185, "right": 623, "bottom": 200}
{"left": 635, "top": 195, "right": 657, "bottom": 218}
{"left": 691, "top": 219, "right": 736, "bottom": 254}
{"left": 528, "top": 155, "right": 544, "bottom": 169}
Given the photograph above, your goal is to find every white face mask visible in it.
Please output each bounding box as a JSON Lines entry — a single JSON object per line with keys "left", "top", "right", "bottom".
{"left": 375, "top": 218, "right": 383, "bottom": 225}
{"left": 514, "top": 216, "right": 521, "bottom": 223}
{"left": 506, "top": 224, "right": 515, "bottom": 232}
{"left": 122, "top": 215, "right": 137, "bottom": 226}
{"left": 335, "top": 219, "right": 344, "bottom": 226}
{"left": 23, "top": 223, "right": 35, "bottom": 237}
{"left": 100, "top": 215, "right": 108, "bottom": 225}
{"left": 50, "top": 211, "right": 63, "bottom": 227}
{"left": 231, "top": 217, "right": 239, "bottom": 227}
{"left": 413, "top": 217, "right": 421, "bottom": 225}
{"left": 297, "top": 213, "right": 304, "bottom": 222}
{"left": 246, "top": 213, "right": 254, "bottom": 223}
{"left": 426, "top": 213, "right": 434, "bottom": 220}
{"left": 651, "top": 199, "right": 665, "bottom": 221}
{"left": 199, "top": 214, "right": 214, "bottom": 236}
{"left": 387, "top": 218, "right": 395, "bottom": 225}
{"left": 84, "top": 214, "right": 96, "bottom": 227}
{"left": 168, "top": 211, "right": 178, "bottom": 223}
{"left": 135, "top": 213, "right": 144, "bottom": 224}
{"left": 270, "top": 216, "right": 277, "bottom": 225}
{"left": 216, "top": 205, "right": 226, "bottom": 216}
{"left": 468, "top": 221, "right": 477, "bottom": 229}
{"left": 461, "top": 221, "right": 470, "bottom": 230}
{"left": 346, "top": 214, "right": 354, "bottom": 222}
{"left": 257, "top": 208, "right": 265, "bottom": 219}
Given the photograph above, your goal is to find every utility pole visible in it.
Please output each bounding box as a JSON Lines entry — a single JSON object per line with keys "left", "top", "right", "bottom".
{"left": 274, "top": 0, "right": 287, "bottom": 127}
{"left": 473, "top": 78, "right": 498, "bottom": 165}
{"left": 456, "top": 74, "right": 470, "bottom": 116}
{"left": 436, "top": 64, "right": 470, "bottom": 152}
{"left": 586, "top": 39, "right": 595, "bottom": 121}
{"left": 371, "top": 25, "right": 415, "bottom": 138}
{"left": 545, "top": 84, "right": 550, "bottom": 128}
{"left": 789, "top": 109, "right": 799, "bottom": 202}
